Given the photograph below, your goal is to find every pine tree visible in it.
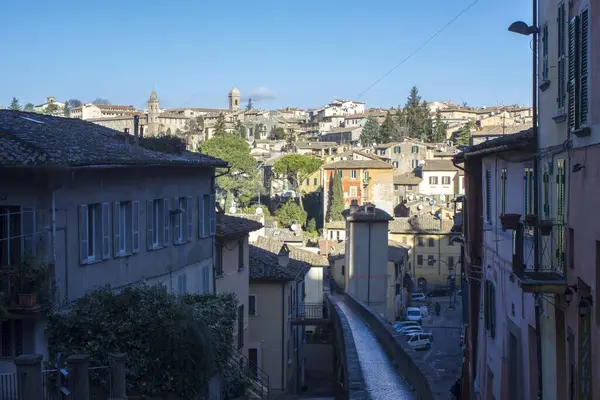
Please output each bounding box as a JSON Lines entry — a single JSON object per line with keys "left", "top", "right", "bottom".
{"left": 23, "top": 103, "right": 34, "bottom": 112}
{"left": 360, "top": 117, "right": 380, "bottom": 146}
{"left": 246, "top": 98, "right": 253, "bottom": 111}
{"left": 9, "top": 97, "right": 21, "bottom": 110}
{"left": 379, "top": 112, "right": 396, "bottom": 144}
{"left": 456, "top": 120, "right": 474, "bottom": 145}
{"left": 403, "top": 86, "right": 432, "bottom": 140}
{"left": 63, "top": 101, "right": 71, "bottom": 117}
{"left": 213, "top": 113, "right": 227, "bottom": 136}
{"left": 329, "top": 171, "right": 345, "bottom": 222}
{"left": 431, "top": 109, "right": 448, "bottom": 143}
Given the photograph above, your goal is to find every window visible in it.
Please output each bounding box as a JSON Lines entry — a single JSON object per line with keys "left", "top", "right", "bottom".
{"left": 201, "top": 264, "right": 211, "bottom": 293}
{"left": 238, "top": 238, "right": 245, "bottom": 269}
{"left": 485, "top": 169, "right": 492, "bottom": 222}
{"left": 249, "top": 295, "right": 257, "bottom": 316}
{"left": 79, "top": 203, "right": 110, "bottom": 263}
{"left": 484, "top": 280, "right": 496, "bottom": 338}
{"left": 378, "top": 149, "right": 386, "bottom": 155}
{"left": 524, "top": 168, "right": 535, "bottom": 217}
{"left": 0, "top": 206, "right": 35, "bottom": 266}
{"left": 417, "top": 237, "right": 424, "bottom": 247}
{"left": 542, "top": 23, "right": 549, "bottom": 81}
{"left": 114, "top": 201, "right": 136, "bottom": 256}
{"left": 237, "top": 304, "right": 244, "bottom": 350}
{"left": 411, "top": 159, "right": 419, "bottom": 169}
{"left": 392, "top": 161, "right": 399, "bottom": 168}
{"left": 542, "top": 172, "right": 550, "bottom": 218}
{"left": 363, "top": 170, "right": 369, "bottom": 181}
{"left": 0, "top": 320, "right": 23, "bottom": 358}
{"left": 337, "top": 170, "right": 343, "bottom": 178}
{"left": 556, "top": 160, "right": 566, "bottom": 272}
{"left": 350, "top": 170, "right": 357, "bottom": 179}
{"left": 215, "top": 245, "right": 223, "bottom": 277}
{"left": 417, "top": 255, "right": 423, "bottom": 265}
{"left": 394, "top": 146, "right": 401, "bottom": 154}
{"left": 349, "top": 186, "right": 358, "bottom": 198}
{"left": 177, "top": 273, "right": 187, "bottom": 294}
{"left": 448, "top": 256, "right": 455, "bottom": 269}
{"left": 341, "top": 264, "right": 345, "bottom": 276}
{"left": 567, "top": 9, "right": 589, "bottom": 130}
{"left": 407, "top": 185, "right": 414, "bottom": 191}
{"left": 429, "top": 176, "right": 438, "bottom": 185}
{"left": 427, "top": 256, "right": 435, "bottom": 266}
{"left": 557, "top": 3, "right": 566, "bottom": 114}
{"left": 394, "top": 262, "right": 401, "bottom": 279}
{"left": 313, "top": 178, "right": 317, "bottom": 185}
{"left": 428, "top": 238, "right": 434, "bottom": 247}
{"left": 411, "top": 146, "right": 419, "bottom": 153}
{"left": 501, "top": 168, "right": 507, "bottom": 215}
{"left": 442, "top": 176, "right": 451, "bottom": 185}
{"left": 199, "top": 194, "right": 216, "bottom": 238}
{"left": 336, "top": 231, "right": 340, "bottom": 240}
{"left": 579, "top": 9, "right": 589, "bottom": 126}
{"left": 305, "top": 178, "right": 309, "bottom": 185}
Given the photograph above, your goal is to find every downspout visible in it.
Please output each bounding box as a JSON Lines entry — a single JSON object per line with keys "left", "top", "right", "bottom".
{"left": 367, "top": 222, "right": 372, "bottom": 307}
{"left": 281, "top": 284, "right": 286, "bottom": 391}
{"left": 531, "top": 0, "right": 543, "bottom": 398}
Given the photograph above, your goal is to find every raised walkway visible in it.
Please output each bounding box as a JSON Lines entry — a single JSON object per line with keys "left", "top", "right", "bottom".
{"left": 332, "top": 296, "right": 416, "bottom": 399}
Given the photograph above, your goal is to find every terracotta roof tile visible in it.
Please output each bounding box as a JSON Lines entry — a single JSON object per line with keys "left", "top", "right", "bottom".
{"left": 323, "top": 159, "right": 393, "bottom": 170}
{"left": 216, "top": 214, "right": 263, "bottom": 238}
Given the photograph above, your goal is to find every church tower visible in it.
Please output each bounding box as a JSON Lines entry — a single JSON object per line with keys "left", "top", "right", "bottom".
{"left": 228, "top": 87, "right": 241, "bottom": 111}
{"left": 147, "top": 90, "right": 160, "bottom": 136}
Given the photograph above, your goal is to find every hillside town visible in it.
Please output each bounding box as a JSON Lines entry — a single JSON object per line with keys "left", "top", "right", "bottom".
{"left": 1, "top": 0, "right": 598, "bottom": 399}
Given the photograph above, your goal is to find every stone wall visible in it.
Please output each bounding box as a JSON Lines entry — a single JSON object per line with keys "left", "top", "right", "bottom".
{"left": 325, "top": 293, "right": 369, "bottom": 400}
{"left": 344, "top": 292, "right": 447, "bottom": 400}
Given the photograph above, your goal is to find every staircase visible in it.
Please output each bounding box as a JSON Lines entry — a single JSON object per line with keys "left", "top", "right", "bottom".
{"left": 229, "top": 347, "right": 270, "bottom": 399}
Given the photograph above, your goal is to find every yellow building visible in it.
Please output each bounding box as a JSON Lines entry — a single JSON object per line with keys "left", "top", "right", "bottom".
{"left": 388, "top": 215, "right": 460, "bottom": 289}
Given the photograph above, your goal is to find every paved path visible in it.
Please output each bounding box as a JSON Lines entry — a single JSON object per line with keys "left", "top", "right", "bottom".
{"left": 334, "top": 298, "right": 416, "bottom": 399}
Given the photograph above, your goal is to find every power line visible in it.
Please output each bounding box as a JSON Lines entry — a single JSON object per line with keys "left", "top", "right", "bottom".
{"left": 358, "top": 0, "right": 480, "bottom": 97}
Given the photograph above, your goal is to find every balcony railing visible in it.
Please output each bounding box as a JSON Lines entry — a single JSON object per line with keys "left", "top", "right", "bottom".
{"left": 0, "top": 262, "right": 55, "bottom": 314}
{"left": 290, "top": 302, "right": 329, "bottom": 324}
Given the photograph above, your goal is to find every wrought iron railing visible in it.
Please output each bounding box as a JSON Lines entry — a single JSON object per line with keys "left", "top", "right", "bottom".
{"left": 0, "top": 372, "right": 23, "bottom": 399}
{"left": 291, "top": 302, "right": 328, "bottom": 321}
{"left": 229, "top": 347, "right": 269, "bottom": 398}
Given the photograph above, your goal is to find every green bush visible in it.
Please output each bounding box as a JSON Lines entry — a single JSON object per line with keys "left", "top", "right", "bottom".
{"left": 46, "top": 286, "right": 237, "bottom": 397}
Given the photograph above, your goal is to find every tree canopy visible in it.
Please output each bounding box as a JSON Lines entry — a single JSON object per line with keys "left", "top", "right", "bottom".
{"left": 271, "top": 126, "right": 286, "bottom": 140}
{"left": 233, "top": 120, "right": 246, "bottom": 138}
{"left": 328, "top": 171, "right": 345, "bottom": 222}
{"left": 360, "top": 117, "right": 380, "bottom": 146}
{"left": 23, "top": 103, "right": 34, "bottom": 112}
{"left": 67, "top": 99, "right": 82, "bottom": 108}
{"left": 455, "top": 119, "right": 474, "bottom": 146}
{"left": 246, "top": 98, "right": 253, "bottom": 110}
{"left": 431, "top": 109, "right": 448, "bottom": 143}
{"left": 213, "top": 113, "right": 227, "bottom": 136}
{"left": 9, "top": 97, "right": 20, "bottom": 110}
{"left": 63, "top": 100, "right": 71, "bottom": 117}
{"left": 275, "top": 199, "right": 307, "bottom": 228}
{"left": 198, "top": 134, "right": 261, "bottom": 206}
{"left": 92, "top": 98, "right": 111, "bottom": 105}
{"left": 273, "top": 154, "right": 323, "bottom": 208}
{"left": 399, "top": 86, "right": 432, "bottom": 141}
{"left": 46, "top": 286, "right": 238, "bottom": 397}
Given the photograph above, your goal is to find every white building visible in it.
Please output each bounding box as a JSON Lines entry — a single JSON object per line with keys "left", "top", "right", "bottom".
{"left": 417, "top": 159, "right": 462, "bottom": 198}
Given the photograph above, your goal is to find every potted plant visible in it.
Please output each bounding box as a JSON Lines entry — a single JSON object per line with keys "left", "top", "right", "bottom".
{"left": 538, "top": 220, "right": 554, "bottom": 236}
{"left": 524, "top": 214, "right": 537, "bottom": 226}
{"left": 10, "top": 261, "right": 52, "bottom": 308}
{"left": 500, "top": 213, "right": 521, "bottom": 230}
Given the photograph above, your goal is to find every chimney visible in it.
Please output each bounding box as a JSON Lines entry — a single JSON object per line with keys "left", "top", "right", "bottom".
{"left": 133, "top": 115, "right": 140, "bottom": 145}
{"left": 349, "top": 199, "right": 359, "bottom": 214}
{"left": 278, "top": 244, "right": 290, "bottom": 268}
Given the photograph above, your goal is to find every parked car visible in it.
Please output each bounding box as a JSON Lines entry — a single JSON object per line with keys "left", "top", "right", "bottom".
{"left": 405, "top": 307, "right": 423, "bottom": 324}
{"left": 427, "top": 286, "right": 453, "bottom": 297}
{"left": 405, "top": 333, "right": 433, "bottom": 350}
{"left": 411, "top": 292, "right": 427, "bottom": 303}
{"left": 397, "top": 325, "right": 424, "bottom": 335}
{"left": 393, "top": 320, "right": 420, "bottom": 331}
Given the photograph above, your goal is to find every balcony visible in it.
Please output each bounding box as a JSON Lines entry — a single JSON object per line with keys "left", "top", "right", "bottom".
{"left": 290, "top": 302, "right": 329, "bottom": 325}
{"left": 0, "top": 262, "right": 54, "bottom": 316}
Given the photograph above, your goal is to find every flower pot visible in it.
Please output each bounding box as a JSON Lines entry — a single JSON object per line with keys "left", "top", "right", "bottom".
{"left": 17, "top": 293, "right": 37, "bottom": 308}
{"left": 500, "top": 213, "right": 521, "bottom": 230}
{"left": 524, "top": 214, "right": 537, "bottom": 226}
{"left": 538, "top": 220, "right": 554, "bottom": 236}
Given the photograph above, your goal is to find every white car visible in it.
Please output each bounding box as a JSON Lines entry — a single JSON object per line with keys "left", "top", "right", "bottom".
{"left": 411, "top": 292, "right": 427, "bottom": 303}
{"left": 406, "top": 333, "right": 433, "bottom": 350}
{"left": 405, "top": 307, "right": 423, "bottom": 323}
{"left": 398, "top": 326, "right": 424, "bottom": 336}
{"left": 393, "top": 321, "right": 420, "bottom": 331}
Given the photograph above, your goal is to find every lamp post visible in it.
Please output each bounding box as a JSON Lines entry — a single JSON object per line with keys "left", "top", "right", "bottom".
{"left": 432, "top": 258, "right": 460, "bottom": 308}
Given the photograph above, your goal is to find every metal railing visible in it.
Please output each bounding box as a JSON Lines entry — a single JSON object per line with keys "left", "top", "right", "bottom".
{"left": 0, "top": 372, "right": 23, "bottom": 400}
{"left": 89, "top": 366, "right": 113, "bottom": 400}
{"left": 229, "top": 347, "right": 269, "bottom": 398}
{"left": 291, "top": 302, "right": 328, "bottom": 321}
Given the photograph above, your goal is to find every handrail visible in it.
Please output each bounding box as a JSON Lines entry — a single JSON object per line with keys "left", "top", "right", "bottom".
{"left": 229, "top": 347, "right": 269, "bottom": 397}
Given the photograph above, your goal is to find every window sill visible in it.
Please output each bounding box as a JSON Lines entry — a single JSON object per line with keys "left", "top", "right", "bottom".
{"left": 115, "top": 251, "right": 133, "bottom": 258}
{"left": 174, "top": 239, "right": 189, "bottom": 246}
{"left": 81, "top": 258, "right": 104, "bottom": 266}
{"left": 553, "top": 114, "right": 567, "bottom": 124}
{"left": 573, "top": 127, "right": 591, "bottom": 138}
{"left": 539, "top": 80, "right": 551, "bottom": 92}
{"left": 215, "top": 274, "right": 224, "bottom": 280}
{"left": 149, "top": 245, "right": 165, "bottom": 251}
{"left": 238, "top": 266, "right": 246, "bottom": 272}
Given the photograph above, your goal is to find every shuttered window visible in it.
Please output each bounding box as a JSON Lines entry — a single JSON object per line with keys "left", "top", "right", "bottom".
{"left": 557, "top": 2, "right": 566, "bottom": 114}
{"left": 579, "top": 9, "right": 589, "bottom": 126}
{"left": 568, "top": 17, "right": 579, "bottom": 130}
{"left": 484, "top": 280, "right": 496, "bottom": 338}
{"left": 543, "top": 172, "right": 550, "bottom": 218}
{"left": 501, "top": 168, "right": 507, "bottom": 215}
{"left": 485, "top": 169, "right": 491, "bottom": 222}
{"left": 556, "top": 160, "right": 566, "bottom": 273}
{"left": 523, "top": 168, "right": 535, "bottom": 217}
{"left": 542, "top": 23, "right": 549, "bottom": 81}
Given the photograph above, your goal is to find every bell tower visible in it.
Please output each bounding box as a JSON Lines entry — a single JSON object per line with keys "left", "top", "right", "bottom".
{"left": 228, "top": 87, "right": 241, "bottom": 111}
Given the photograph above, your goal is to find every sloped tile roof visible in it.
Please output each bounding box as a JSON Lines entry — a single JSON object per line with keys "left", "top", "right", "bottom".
{"left": 323, "top": 159, "right": 393, "bottom": 170}
{"left": 388, "top": 241, "right": 410, "bottom": 262}
{"left": 249, "top": 245, "right": 296, "bottom": 282}
{"left": 0, "top": 110, "right": 227, "bottom": 168}
{"left": 420, "top": 159, "right": 459, "bottom": 172}
{"left": 216, "top": 214, "right": 263, "bottom": 238}
{"left": 256, "top": 236, "right": 329, "bottom": 267}
{"left": 393, "top": 172, "right": 422, "bottom": 185}
{"left": 389, "top": 215, "right": 455, "bottom": 233}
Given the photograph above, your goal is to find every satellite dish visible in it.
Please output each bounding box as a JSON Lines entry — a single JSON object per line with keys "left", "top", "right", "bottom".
{"left": 408, "top": 195, "right": 414, "bottom": 201}
{"left": 255, "top": 206, "right": 263, "bottom": 215}
{"left": 229, "top": 206, "right": 237, "bottom": 214}
{"left": 428, "top": 200, "right": 435, "bottom": 206}
{"left": 290, "top": 224, "right": 298, "bottom": 231}
{"left": 417, "top": 204, "right": 423, "bottom": 210}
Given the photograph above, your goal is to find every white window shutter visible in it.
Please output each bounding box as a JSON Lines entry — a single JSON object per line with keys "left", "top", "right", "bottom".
{"left": 113, "top": 201, "right": 121, "bottom": 257}
{"left": 186, "top": 196, "right": 193, "bottom": 241}
{"left": 146, "top": 200, "right": 154, "bottom": 250}
{"left": 198, "top": 195, "right": 205, "bottom": 238}
{"left": 20, "top": 207, "right": 36, "bottom": 258}
{"left": 210, "top": 194, "right": 216, "bottom": 235}
{"left": 79, "top": 205, "right": 88, "bottom": 264}
{"left": 101, "top": 203, "right": 111, "bottom": 259}
{"left": 132, "top": 201, "right": 140, "bottom": 253}
{"left": 172, "top": 197, "right": 180, "bottom": 244}
{"left": 163, "top": 198, "right": 170, "bottom": 246}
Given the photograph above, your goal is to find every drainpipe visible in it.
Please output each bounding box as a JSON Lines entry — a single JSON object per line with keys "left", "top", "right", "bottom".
{"left": 367, "top": 222, "right": 372, "bottom": 307}
{"left": 535, "top": 293, "right": 543, "bottom": 400}
{"left": 281, "top": 284, "right": 286, "bottom": 391}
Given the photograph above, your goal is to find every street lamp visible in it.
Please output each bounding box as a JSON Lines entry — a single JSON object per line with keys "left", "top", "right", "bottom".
{"left": 564, "top": 285, "right": 577, "bottom": 304}
{"left": 578, "top": 297, "right": 593, "bottom": 318}
{"left": 508, "top": 21, "right": 539, "bottom": 36}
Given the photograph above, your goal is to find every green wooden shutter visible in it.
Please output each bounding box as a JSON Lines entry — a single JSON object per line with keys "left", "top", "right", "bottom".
{"left": 485, "top": 169, "right": 491, "bottom": 222}
{"left": 501, "top": 168, "right": 507, "bottom": 215}
{"left": 557, "top": 2, "right": 566, "bottom": 113}
{"left": 568, "top": 17, "right": 579, "bottom": 130}
{"left": 524, "top": 170, "right": 529, "bottom": 216}
{"left": 542, "top": 24, "right": 549, "bottom": 81}
{"left": 579, "top": 9, "right": 589, "bottom": 126}
{"left": 529, "top": 169, "right": 535, "bottom": 216}
{"left": 490, "top": 284, "right": 496, "bottom": 339}
{"left": 543, "top": 172, "right": 550, "bottom": 217}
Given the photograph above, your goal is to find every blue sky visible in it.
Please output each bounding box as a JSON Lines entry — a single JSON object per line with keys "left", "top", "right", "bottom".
{"left": 1, "top": 0, "right": 532, "bottom": 110}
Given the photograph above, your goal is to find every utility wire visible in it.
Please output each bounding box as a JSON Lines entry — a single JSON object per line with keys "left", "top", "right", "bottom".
{"left": 357, "top": 0, "right": 480, "bottom": 97}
